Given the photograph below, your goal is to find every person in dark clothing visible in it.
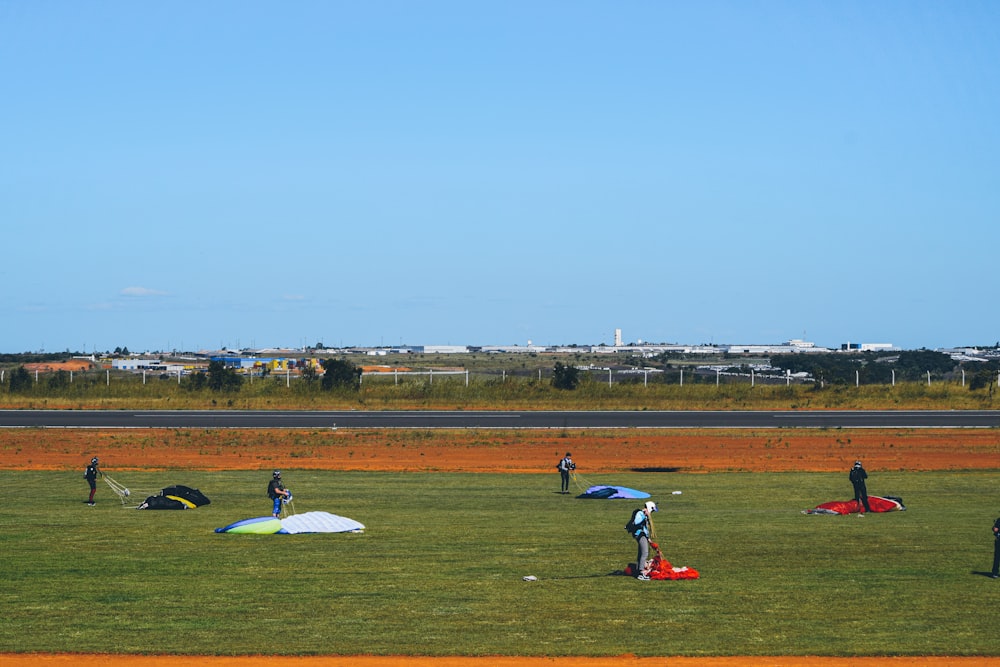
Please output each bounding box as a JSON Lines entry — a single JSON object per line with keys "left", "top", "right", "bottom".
{"left": 627, "top": 501, "right": 658, "bottom": 581}
{"left": 267, "top": 470, "right": 291, "bottom": 517}
{"left": 991, "top": 517, "right": 1000, "bottom": 579}
{"left": 849, "top": 460, "right": 872, "bottom": 516}
{"left": 557, "top": 452, "right": 576, "bottom": 494}
{"left": 84, "top": 456, "right": 101, "bottom": 505}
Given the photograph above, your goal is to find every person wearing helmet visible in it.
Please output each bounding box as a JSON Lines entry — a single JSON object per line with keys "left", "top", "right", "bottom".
{"left": 84, "top": 456, "right": 101, "bottom": 505}
{"left": 849, "top": 460, "right": 872, "bottom": 516}
{"left": 267, "top": 470, "right": 291, "bottom": 517}
{"left": 626, "top": 500, "right": 658, "bottom": 580}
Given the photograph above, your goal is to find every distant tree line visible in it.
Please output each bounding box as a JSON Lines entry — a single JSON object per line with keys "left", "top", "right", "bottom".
{"left": 4, "top": 351, "right": 999, "bottom": 394}
{"left": 181, "top": 359, "right": 363, "bottom": 393}
{"left": 0, "top": 352, "right": 80, "bottom": 364}
{"left": 3, "top": 358, "right": 365, "bottom": 394}
{"left": 767, "top": 350, "right": 1000, "bottom": 387}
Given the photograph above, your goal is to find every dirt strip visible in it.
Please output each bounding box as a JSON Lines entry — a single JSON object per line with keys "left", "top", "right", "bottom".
{"left": 3, "top": 428, "right": 999, "bottom": 473}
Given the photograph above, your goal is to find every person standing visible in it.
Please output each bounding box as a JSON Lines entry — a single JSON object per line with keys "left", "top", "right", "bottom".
{"left": 991, "top": 516, "right": 1000, "bottom": 579}
{"left": 84, "top": 456, "right": 101, "bottom": 505}
{"left": 557, "top": 452, "right": 576, "bottom": 494}
{"left": 849, "top": 460, "right": 872, "bottom": 516}
{"left": 627, "top": 501, "right": 658, "bottom": 580}
{"left": 267, "top": 470, "right": 291, "bottom": 517}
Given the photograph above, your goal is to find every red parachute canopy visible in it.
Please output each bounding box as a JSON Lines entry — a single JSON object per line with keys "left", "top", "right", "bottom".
{"left": 804, "top": 495, "right": 906, "bottom": 515}
{"left": 624, "top": 542, "right": 700, "bottom": 580}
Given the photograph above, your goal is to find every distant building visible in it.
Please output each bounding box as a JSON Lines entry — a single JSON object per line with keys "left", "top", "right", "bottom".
{"left": 841, "top": 343, "right": 896, "bottom": 352}
{"left": 111, "top": 358, "right": 163, "bottom": 371}
{"left": 478, "top": 345, "right": 548, "bottom": 354}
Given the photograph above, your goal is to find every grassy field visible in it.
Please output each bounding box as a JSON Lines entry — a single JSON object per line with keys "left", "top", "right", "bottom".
{"left": 2, "top": 469, "right": 998, "bottom": 657}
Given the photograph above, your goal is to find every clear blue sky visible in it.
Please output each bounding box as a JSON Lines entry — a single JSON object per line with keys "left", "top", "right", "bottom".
{"left": 3, "top": 2, "right": 998, "bottom": 353}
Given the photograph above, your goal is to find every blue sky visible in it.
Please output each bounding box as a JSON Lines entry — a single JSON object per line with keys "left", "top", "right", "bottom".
{"left": 2, "top": 2, "right": 998, "bottom": 353}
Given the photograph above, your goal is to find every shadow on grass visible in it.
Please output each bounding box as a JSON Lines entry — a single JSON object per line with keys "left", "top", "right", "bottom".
{"left": 535, "top": 571, "right": 624, "bottom": 581}
{"left": 971, "top": 570, "right": 999, "bottom": 578}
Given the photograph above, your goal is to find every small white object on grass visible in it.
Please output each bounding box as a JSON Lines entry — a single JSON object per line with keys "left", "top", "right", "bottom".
{"left": 522, "top": 575, "right": 537, "bottom": 582}
{"left": 671, "top": 491, "right": 682, "bottom": 495}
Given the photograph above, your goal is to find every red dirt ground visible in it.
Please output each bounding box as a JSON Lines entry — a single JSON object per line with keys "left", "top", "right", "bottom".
{"left": 3, "top": 427, "right": 998, "bottom": 473}
{"left": 3, "top": 427, "right": 998, "bottom": 667}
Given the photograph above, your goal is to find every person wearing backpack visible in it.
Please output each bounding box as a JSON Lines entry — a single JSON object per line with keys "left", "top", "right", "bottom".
{"left": 267, "top": 470, "right": 291, "bottom": 517}
{"left": 557, "top": 452, "right": 575, "bottom": 494}
{"left": 626, "top": 501, "right": 657, "bottom": 580}
{"left": 849, "top": 460, "right": 872, "bottom": 516}
{"left": 83, "top": 456, "right": 101, "bottom": 505}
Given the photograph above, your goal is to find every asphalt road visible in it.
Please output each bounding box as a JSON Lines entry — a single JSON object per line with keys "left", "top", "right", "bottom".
{"left": 1, "top": 409, "right": 998, "bottom": 429}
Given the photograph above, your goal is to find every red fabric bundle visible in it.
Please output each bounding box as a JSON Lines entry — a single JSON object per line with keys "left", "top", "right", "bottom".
{"left": 624, "top": 543, "right": 700, "bottom": 580}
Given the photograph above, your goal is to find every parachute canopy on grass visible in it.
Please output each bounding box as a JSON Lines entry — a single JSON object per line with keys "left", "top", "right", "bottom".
{"left": 215, "top": 511, "right": 365, "bottom": 534}
{"left": 624, "top": 544, "right": 700, "bottom": 581}
{"left": 577, "top": 485, "right": 650, "bottom": 500}
{"left": 136, "top": 485, "right": 211, "bottom": 510}
{"left": 803, "top": 495, "right": 906, "bottom": 515}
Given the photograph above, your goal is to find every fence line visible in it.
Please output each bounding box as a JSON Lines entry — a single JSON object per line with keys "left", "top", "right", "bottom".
{"left": 11, "top": 366, "right": 999, "bottom": 391}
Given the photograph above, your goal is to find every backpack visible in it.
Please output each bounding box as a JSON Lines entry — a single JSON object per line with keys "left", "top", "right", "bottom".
{"left": 625, "top": 508, "right": 643, "bottom": 535}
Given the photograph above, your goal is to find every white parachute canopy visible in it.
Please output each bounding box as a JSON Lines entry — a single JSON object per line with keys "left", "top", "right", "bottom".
{"left": 280, "top": 511, "right": 365, "bottom": 534}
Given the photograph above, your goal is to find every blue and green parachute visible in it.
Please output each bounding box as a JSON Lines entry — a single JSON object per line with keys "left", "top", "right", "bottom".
{"left": 215, "top": 511, "right": 365, "bottom": 534}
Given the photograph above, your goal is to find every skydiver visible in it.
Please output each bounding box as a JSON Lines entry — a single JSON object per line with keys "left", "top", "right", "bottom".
{"left": 626, "top": 501, "right": 657, "bottom": 581}
{"left": 84, "top": 456, "right": 101, "bottom": 505}
{"left": 849, "top": 460, "right": 872, "bottom": 516}
{"left": 557, "top": 452, "right": 575, "bottom": 494}
{"left": 267, "top": 470, "right": 291, "bottom": 517}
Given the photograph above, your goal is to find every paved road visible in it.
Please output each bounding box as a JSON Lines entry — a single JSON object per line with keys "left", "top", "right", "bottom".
{"left": 1, "top": 409, "right": 998, "bottom": 429}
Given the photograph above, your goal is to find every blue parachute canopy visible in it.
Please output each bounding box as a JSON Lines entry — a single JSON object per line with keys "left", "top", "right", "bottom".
{"left": 215, "top": 511, "right": 365, "bottom": 534}
{"left": 577, "top": 485, "right": 650, "bottom": 499}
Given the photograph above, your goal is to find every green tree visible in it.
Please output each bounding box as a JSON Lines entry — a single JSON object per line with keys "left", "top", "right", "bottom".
{"left": 186, "top": 371, "right": 207, "bottom": 391}
{"left": 47, "top": 370, "right": 71, "bottom": 389}
{"left": 894, "top": 350, "right": 955, "bottom": 381}
{"left": 321, "top": 358, "right": 361, "bottom": 390}
{"left": 968, "top": 369, "right": 995, "bottom": 392}
{"left": 551, "top": 361, "right": 580, "bottom": 390}
{"left": 207, "top": 360, "right": 243, "bottom": 392}
{"left": 8, "top": 366, "right": 33, "bottom": 393}
{"left": 301, "top": 364, "right": 319, "bottom": 383}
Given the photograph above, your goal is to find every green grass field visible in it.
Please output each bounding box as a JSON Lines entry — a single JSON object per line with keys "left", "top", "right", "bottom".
{"left": 1, "top": 469, "right": 998, "bottom": 657}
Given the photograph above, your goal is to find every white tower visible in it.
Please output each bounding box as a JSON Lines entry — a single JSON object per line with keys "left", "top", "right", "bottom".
{"left": 614, "top": 328, "right": 622, "bottom": 347}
